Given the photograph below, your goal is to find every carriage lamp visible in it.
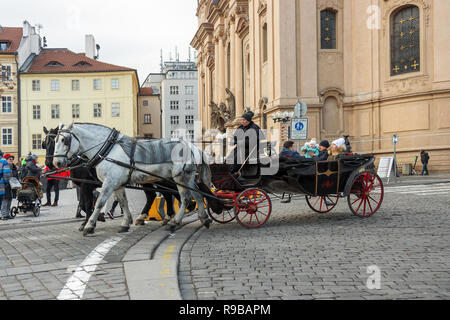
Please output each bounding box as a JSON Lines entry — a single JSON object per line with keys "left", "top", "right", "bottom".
{"left": 272, "top": 111, "right": 294, "bottom": 123}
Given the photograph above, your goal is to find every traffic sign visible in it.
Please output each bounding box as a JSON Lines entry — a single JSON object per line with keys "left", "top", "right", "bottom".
{"left": 290, "top": 118, "right": 308, "bottom": 140}
{"left": 294, "top": 101, "right": 308, "bottom": 118}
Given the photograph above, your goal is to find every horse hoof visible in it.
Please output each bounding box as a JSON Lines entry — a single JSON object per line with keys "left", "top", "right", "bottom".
{"left": 83, "top": 227, "right": 95, "bottom": 236}
{"left": 135, "top": 219, "right": 145, "bottom": 226}
{"left": 118, "top": 226, "right": 130, "bottom": 233}
{"left": 98, "top": 213, "right": 106, "bottom": 222}
{"left": 203, "top": 219, "right": 212, "bottom": 229}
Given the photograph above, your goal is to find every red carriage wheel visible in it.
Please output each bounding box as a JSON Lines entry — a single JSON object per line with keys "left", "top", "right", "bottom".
{"left": 305, "top": 195, "right": 339, "bottom": 213}
{"left": 207, "top": 202, "right": 236, "bottom": 224}
{"left": 235, "top": 188, "right": 272, "bottom": 228}
{"left": 347, "top": 172, "right": 384, "bottom": 217}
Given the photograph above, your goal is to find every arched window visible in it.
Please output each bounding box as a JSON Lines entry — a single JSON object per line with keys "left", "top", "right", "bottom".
{"left": 391, "top": 5, "right": 420, "bottom": 76}
{"left": 262, "top": 23, "right": 268, "bottom": 62}
{"left": 320, "top": 9, "right": 337, "bottom": 49}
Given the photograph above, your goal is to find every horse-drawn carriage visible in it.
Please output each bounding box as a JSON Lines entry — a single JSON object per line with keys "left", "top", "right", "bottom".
{"left": 206, "top": 153, "right": 384, "bottom": 228}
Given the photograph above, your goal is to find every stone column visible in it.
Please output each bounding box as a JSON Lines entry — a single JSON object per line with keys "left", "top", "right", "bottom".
{"left": 235, "top": 32, "right": 244, "bottom": 120}
{"left": 218, "top": 36, "right": 226, "bottom": 104}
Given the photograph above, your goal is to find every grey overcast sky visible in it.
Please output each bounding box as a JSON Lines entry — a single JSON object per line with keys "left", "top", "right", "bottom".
{"left": 1, "top": 0, "right": 199, "bottom": 84}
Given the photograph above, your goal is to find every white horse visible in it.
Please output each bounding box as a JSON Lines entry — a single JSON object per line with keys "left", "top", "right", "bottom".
{"left": 53, "top": 123, "right": 218, "bottom": 236}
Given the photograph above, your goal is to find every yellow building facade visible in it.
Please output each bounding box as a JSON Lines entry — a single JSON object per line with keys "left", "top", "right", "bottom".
{"left": 20, "top": 49, "right": 139, "bottom": 162}
{"left": 0, "top": 27, "right": 22, "bottom": 159}
{"left": 192, "top": 0, "right": 450, "bottom": 173}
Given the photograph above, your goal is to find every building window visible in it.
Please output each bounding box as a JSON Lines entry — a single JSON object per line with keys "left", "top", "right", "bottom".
{"left": 262, "top": 23, "right": 268, "bottom": 62}
{"left": 72, "top": 80, "right": 80, "bottom": 91}
{"left": 185, "top": 86, "right": 194, "bottom": 95}
{"left": 187, "top": 130, "right": 195, "bottom": 141}
{"left": 320, "top": 9, "right": 337, "bottom": 49}
{"left": 170, "top": 101, "right": 179, "bottom": 110}
{"left": 93, "top": 79, "right": 102, "bottom": 90}
{"left": 170, "top": 116, "right": 179, "bottom": 125}
{"left": 185, "top": 115, "right": 194, "bottom": 125}
{"left": 185, "top": 100, "right": 194, "bottom": 110}
{"left": 32, "top": 134, "right": 42, "bottom": 150}
{"left": 32, "top": 80, "right": 40, "bottom": 91}
{"left": 143, "top": 100, "right": 149, "bottom": 107}
{"left": 51, "top": 79, "right": 60, "bottom": 91}
{"left": 72, "top": 104, "right": 80, "bottom": 119}
{"left": 144, "top": 114, "right": 151, "bottom": 124}
{"left": 391, "top": 5, "right": 420, "bottom": 76}
{"left": 111, "top": 79, "right": 119, "bottom": 89}
{"left": 33, "top": 105, "right": 41, "bottom": 119}
{"left": 1, "top": 128, "right": 12, "bottom": 146}
{"left": 0, "top": 42, "right": 10, "bottom": 51}
{"left": 1, "top": 65, "right": 12, "bottom": 81}
{"left": 112, "top": 103, "right": 120, "bottom": 117}
{"left": 94, "top": 103, "right": 102, "bottom": 117}
{"left": 171, "top": 131, "right": 179, "bottom": 139}
{"left": 51, "top": 104, "right": 60, "bottom": 119}
{"left": 170, "top": 86, "right": 179, "bottom": 95}
{"left": 1, "top": 96, "right": 12, "bottom": 113}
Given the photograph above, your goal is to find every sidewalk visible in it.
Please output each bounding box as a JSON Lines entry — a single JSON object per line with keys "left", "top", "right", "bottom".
{"left": 382, "top": 173, "right": 450, "bottom": 187}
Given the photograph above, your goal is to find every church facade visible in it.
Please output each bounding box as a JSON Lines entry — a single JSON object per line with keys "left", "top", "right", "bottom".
{"left": 191, "top": 0, "right": 450, "bottom": 172}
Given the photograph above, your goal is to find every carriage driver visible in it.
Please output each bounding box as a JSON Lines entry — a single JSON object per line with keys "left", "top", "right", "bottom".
{"left": 231, "top": 110, "right": 265, "bottom": 174}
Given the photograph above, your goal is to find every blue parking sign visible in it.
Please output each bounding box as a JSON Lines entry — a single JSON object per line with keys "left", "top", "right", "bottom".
{"left": 290, "top": 118, "right": 308, "bottom": 140}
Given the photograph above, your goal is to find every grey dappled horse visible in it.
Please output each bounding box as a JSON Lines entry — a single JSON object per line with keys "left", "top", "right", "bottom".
{"left": 53, "top": 123, "right": 216, "bottom": 236}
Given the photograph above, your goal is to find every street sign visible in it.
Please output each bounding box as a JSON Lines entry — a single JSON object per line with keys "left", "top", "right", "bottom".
{"left": 377, "top": 157, "right": 394, "bottom": 179}
{"left": 290, "top": 117, "right": 308, "bottom": 140}
{"left": 294, "top": 101, "right": 308, "bottom": 118}
{"left": 392, "top": 134, "right": 399, "bottom": 145}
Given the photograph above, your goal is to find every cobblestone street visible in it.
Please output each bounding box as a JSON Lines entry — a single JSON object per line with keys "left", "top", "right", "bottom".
{"left": 0, "top": 179, "right": 449, "bottom": 300}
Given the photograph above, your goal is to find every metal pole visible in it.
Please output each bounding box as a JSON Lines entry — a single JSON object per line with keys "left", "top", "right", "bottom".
{"left": 393, "top": 138, "right": 398, "bottom": 184}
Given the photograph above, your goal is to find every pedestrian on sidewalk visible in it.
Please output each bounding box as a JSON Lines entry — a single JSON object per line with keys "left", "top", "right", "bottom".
{"left": 1, "top": 154, "right": 18, "bottom": 220}
{"left": 0, "top": 149, "right": 3, "bottom": 210}
{"left": 420, "top": 150, "right": 430, "bottom": 176}
{"left": 43, "top": 166, "right": 68, "bottom": 207}
{"left": 0, "top": 153, "right": 13, "bottom": 220}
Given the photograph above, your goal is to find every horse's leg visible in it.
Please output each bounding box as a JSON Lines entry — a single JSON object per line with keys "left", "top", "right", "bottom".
{"left": 113, "top": 187, "right": 133, "bottom": 233}
{"left": 83, "top": 182, "right": 115, "bottom": 236}
{"left": 135, "top": 187, "right": 156, "bottom": 226}
{"left": 188, "top": 175, "right": 211, "bottom": 229}
{"left": 167, "top": 177, "right": 190, "bottom": 232}
{"left": 78, "top": 184, "right": 92, "bottom": 232}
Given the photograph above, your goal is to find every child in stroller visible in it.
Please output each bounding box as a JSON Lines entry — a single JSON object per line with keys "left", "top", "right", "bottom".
{"left": 10, "top": 176, "right": 44, "bottom": 218}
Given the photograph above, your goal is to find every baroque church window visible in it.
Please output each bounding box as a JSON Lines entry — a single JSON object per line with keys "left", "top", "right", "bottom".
{"left": 320, "top": 9, "right": 337, "bottom": 49}
{"left": 391, "top": 5, "right": 420, "bottom": 76}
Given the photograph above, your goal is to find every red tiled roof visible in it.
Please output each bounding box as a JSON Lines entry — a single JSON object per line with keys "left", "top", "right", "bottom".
{"left": 0, "top": 27, "right": 23, "bottom": 53}
{"left": 24, "top": 48, "right": 135, "bottom": 74}
{"left": 139, "top": 87, "right": 154, "bottom": 96}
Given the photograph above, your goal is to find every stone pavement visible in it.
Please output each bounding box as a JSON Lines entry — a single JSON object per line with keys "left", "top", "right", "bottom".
{"left": 1, "top": 175, "right": 449, "bottom": 300}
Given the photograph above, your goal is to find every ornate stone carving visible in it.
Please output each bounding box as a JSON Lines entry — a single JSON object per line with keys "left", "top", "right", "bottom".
{"left": 317, "top": 0, "right": 343, "bottom": 11}
{"left": 383, "top": 75, "right": 430, "bottom": 95}
{"left": 258, "top": 0, "right": 267, "bottom": 15}
{"left": 210, "top": 101, "right": 226, "bottom": 132}
{"left": 225, "top": 88, "right": 236, "bottom": 119}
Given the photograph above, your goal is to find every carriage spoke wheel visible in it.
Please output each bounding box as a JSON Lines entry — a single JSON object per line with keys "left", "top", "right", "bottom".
{"left": 305, "top": 195, "right": 339, "bottom": 213}
{"left": 207, "top": 200, "right": 236, "bottom": 224}
{"left": 348, "top": 172, "right": 384, "bottom": 217}
{"left": 235, "top": 188, "right": 272, "bottom": 228}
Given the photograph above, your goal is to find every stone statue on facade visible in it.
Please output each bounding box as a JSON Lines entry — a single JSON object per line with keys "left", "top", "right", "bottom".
{"left": 225, "top": 88, "right": 236, "bottom": 120}
{"left": 210, "top": 101, "right": 226, "bottom": 133}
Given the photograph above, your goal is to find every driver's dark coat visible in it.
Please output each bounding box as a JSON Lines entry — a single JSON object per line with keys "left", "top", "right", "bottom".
{"left": 232, "top": 121, "right": 265, "bottom": 165}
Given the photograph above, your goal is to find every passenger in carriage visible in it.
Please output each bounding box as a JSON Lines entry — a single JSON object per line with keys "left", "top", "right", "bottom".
{"left": 301, "top": 138, "right": 320, "bottom": 159}
{"left": 280, "top": 141, "right": 304, "bottom": 159}
{"left": 327, "top": 138, "right": 347, "bottom": 160}
{"left": 317, "top": 140, "right": 330, "bottom": 161}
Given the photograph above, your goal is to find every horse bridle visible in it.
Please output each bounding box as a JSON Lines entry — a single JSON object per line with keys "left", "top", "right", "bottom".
{"left": 54, "top": 129, "right": 81, "bottom": 159}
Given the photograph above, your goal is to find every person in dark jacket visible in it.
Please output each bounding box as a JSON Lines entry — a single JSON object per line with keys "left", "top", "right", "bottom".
{"left": 420, "top": 150, "right": 430, "bottom": 176}
{"left": 24, "top": 154, "right": 42, "bottom": 179}
{"left": 232, "top": 110, "right": 265, "bottom": 173}
{"left": 1, "top": 154, "right": 17, "bottom": 220}
{"left": 317, "top": 140, "right": 330, "bottom": 161}
{"left": 280, "top": 141, "right": 304, "bottom": 159}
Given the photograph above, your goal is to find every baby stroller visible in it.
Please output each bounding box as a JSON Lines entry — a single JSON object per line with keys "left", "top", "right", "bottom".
{"left": 10, "top": 176, "right": 43, "bottom": 218}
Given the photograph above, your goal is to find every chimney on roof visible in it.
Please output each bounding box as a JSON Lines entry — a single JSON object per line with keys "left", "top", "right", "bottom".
{"left": 85, "top": 34, "right": 96, "bottom": 59}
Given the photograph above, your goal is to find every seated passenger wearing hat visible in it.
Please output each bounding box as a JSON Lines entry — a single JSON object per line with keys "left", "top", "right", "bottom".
{"left": 328, "top": 138, "right": 347, "bottom": 160}
{"left": 317, "top": 140, "right": 330, "bottom": 161}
